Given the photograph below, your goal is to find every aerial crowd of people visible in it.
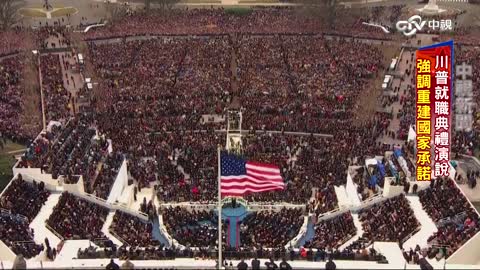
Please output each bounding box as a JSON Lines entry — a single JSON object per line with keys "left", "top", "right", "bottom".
{"left": 0, "top": 5, "right": 479, "bottom": 268}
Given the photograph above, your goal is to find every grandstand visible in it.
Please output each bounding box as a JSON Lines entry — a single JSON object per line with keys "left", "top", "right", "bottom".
{"left": 1, "top": 0, "right": 480, "bottom": 269}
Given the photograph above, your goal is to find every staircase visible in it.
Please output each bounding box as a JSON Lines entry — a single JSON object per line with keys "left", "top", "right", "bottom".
{"left": 402, "top": 195, "right": 438, "bottom": 250}
{"left": 101, "top": 211, "right": 124, "bottom": 246}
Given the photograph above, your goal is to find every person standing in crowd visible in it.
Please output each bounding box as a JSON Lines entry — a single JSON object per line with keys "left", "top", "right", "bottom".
{"left": 106, "top": 259, "right": 119, "bottom": 270}
{"left": 279, "top": 258, "right": 292, "bottom": 270}
{"left": 265, "top": 258, "right": 278, "bottom": 269}
{"left": 251, "top": 257, "right": 260, "bottom": 270}
{"left": 237, "top": 259, "right": 248, "bottom": 270}
{"left": 326, "top": 257, "right": 337, "bottom": 270}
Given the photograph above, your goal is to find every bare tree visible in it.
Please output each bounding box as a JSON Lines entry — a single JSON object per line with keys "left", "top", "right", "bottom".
{"left": 104, "top": 0, "right": 128, "bottom": 24}
{"left": 0, "top": 0, "right": 22, "bottom": 30}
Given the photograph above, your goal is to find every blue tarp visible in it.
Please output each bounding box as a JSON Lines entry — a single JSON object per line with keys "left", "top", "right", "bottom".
{"left": 389, "top": 160, "right": 399, "bottom": 179}
{"left": 369, "top": 175, "right": 378, "bottom": 188}
{"left": 377, "top": 161, "right": 386, "bottom": 178}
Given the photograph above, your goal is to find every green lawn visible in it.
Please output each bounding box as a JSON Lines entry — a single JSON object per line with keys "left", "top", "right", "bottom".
{"left": 0, "top": 141, "right": 25, "bottom": 192}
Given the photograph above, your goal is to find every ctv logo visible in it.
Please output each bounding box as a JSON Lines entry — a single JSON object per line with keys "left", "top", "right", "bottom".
{"left": 396, "top": 15, "right": 453, "bottom": 37}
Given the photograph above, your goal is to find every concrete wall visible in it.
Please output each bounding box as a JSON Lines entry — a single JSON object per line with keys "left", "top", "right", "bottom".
{"left": 12, "top": 167, "right": 59, "bottom": 189}
{"left": 447, "top": 231, "right": 480, "bottom": 265}
{"left": 158, "top": 215, "right": 181, "bottom": 249}
{"left": 14, "top": 172, "right": 59, "bottom": 192}
{"left": 346, "top": 170, "right": 361, "bottom": 207}
{"left": 0, "top": 240, "right": 16, "bottom": 262}
{"left": 107, "top": 159, "right": 128, "bottom": 204}
{"left": 69, "top": 190, "right": 148, "bottom": 221}
{"left": 62, "top": 175, "right": 85, "bottom": 194}
{"left": 383, "top": 177, "right": 404, "bottom": 198}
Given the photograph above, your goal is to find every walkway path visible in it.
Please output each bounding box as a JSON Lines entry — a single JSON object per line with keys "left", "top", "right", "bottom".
{"left": 376, "top": 48, "right": 409, "bottom": 147}
{"left": 222, "top": 206, "right": 248, "bottom": 248}
{"left": 403, "top": 195, "right": 437, "bottom": 251}
{"left": 101, "top": 211, "right": 124, "bottom": 246}
{"left": 29, "top": 193, "right": 62, "bottom": 261}
{"left": 58, "top": 51, "right": 84, "bottom": 114}
{"left": 339, "top": 213, "right": 365, "bottom": 250}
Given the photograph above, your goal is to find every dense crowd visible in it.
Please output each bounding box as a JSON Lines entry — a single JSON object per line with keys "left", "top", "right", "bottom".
{"left": 69, "top": 134, "right": 109, "bottom": 189}
{"left": 239, "top": 208, "right": 303, "bottom": 248}
{"left": 82, "top": 16, "right": 392, "bottom": 209}
{"left": 238, "top": 35, "right": 383, "bottom": 134}
{"left": 91, "top": 151, "right": 124, "bottom": 199}
{"left": 452, "top": 47, "right": 480, "bottom": 155}
{"left": 241, "top": 131, "right": 385, "bottom": 209}
{"left": 85, "top": 8, "right": 393, "bottom": 40}
{"left": 17, "top": 114, "right": 120, "bottom": 199}
{"left": 47, "top": 116, "right": 96, "bottom": 179}
{"left": 359, "top": 194, "right": 420, "bottom": 243}
{"left": 419, "top": 178, "right": 476, "bottom": 222}
{"left": 2, "top": 6, "right": 480, "bottom": 266}
{"left": 428, "top": 210, "right": 479, "bottom": 259}
{"left": 90, "top": 37, "right": 230, "bottom": 134}
{"left": 0, "top": 56, "right": 24, "bottom": 140}
{"left": 40, "top": 53, "right": 70, "bottom": 121}
{"left": 110, "top": 211, "right": 160, "bottom": 247}
{"left": 17, "top": 122, "right": 64, "bottom": 169}
{"left": 0, "top": 167, "right": 45, "bottom": 261}
{"left": 0, "top": 175, "right": 50, "bottom": 221}
{"left": 303, "top": 213, "right": 356, "bottom": 250}
{"left": 419, "top": 177, "right": 480, "bottom": 258}
{"left": 394, "top": 47, "right": 480, "bottom": 156}
{"left": 78, "top": 243, "right": 386, "bottom": 263}
{"left": 0, "top": 215, "right": 43, "bottom": 259}
{"left": 0, "top": 31, "right": 30, "bottom": 56}
{"left": 47, "top": 192, "right": 109, "bottom": 243}
{"left": 139, "top": 130, "right": 225, "bottom": 203}
{"left": 162, "top": 207, "right": 225, "bottom": 248}
{"left": 0, "top": 55, "right": 41, "bottom": 142}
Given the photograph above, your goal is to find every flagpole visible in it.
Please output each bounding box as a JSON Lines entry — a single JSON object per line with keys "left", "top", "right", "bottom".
{"left": 217, "top": 146, "right": 223, "bottom": 269}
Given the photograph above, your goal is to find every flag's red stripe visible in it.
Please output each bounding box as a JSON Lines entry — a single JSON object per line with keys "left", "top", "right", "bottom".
{"left": 221, "top": 176, "right": 284, "bottom": 185}
{"left": 246, "top": 167, "right": 281, "bottom": 176}
{"left": 221, "top": 183, "right": 284, "bottom": 191}
{"left": 221, "top": 159, "right": 283, "bottom": 196}
{"left": 246, "top": 161, "right": 280, "bottom": 169}
{"left": 246, "top": 172, "right": 282, "bottom": 182}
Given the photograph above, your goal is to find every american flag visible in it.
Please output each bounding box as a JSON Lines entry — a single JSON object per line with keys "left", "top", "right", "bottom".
{"left": 220, "top": 152, "right": 285, "bottom": 197}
